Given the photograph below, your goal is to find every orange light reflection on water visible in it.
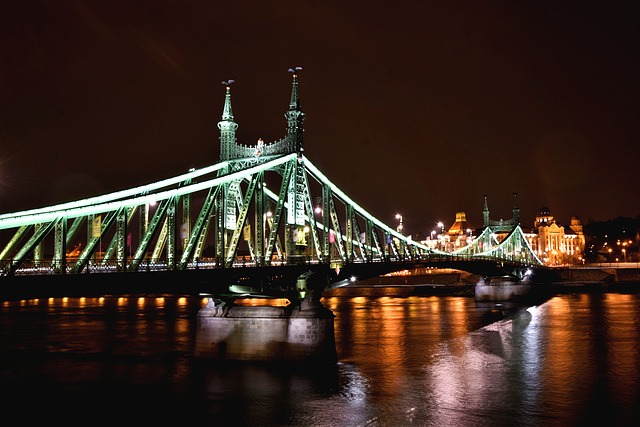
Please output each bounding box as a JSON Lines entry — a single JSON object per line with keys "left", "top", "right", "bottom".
{"left": 234, "top": 298, "right": 291, "bottom": 307}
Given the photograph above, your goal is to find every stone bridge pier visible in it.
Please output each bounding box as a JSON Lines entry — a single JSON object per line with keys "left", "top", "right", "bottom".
{"left": 194, "top": 296, "right": 337, "bottom": 363}
{"left": 474, "top": 276, "right": 534, "bottom": 302}
{"left": 474, "top": 268, "right": 542, "bottom": 302}
{"left": 195, "top": 271, "right": 337, "bottom": 363}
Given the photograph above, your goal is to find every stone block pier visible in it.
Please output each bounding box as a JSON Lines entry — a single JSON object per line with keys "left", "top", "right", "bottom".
{"left": 195, "top": 297, "right": 337, "bottom": 363}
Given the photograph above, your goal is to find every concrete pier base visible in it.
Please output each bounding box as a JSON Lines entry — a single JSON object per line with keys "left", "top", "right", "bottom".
{"left": 475, "top": 277, "right": 533, "bottom": 302}
{"left": 194, "top": 297, "right": 337, "bottom": 363}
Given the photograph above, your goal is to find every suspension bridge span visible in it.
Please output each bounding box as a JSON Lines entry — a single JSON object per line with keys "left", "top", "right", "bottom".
{"left": 0, "top": 70, "right": 544, "bottom": 301}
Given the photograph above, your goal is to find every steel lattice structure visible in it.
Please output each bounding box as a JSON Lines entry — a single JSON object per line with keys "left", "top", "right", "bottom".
{"left": 0, "top": 70, "right": 542, "bottom": 279}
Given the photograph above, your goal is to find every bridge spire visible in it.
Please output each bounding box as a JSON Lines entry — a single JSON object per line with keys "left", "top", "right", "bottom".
{"left": 218, "top": 81, "right": 238, "bottom": 161}
{"left": 513, "top": 192, "right": 520, "bottom": 225}
{"left": 286, "top": 67, "right": 305, "bottom": 156}
{"left": 483, "top": 195, "right": 490, "bottom": 228}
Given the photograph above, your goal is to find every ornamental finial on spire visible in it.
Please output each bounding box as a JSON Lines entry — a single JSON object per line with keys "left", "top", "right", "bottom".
{"left": 287, "top": 67, "right": 302, "bottom": 111}
{"left": 220, "top": 80, "right": 235, "bottom": 121}
{"left": 218, "top": 79, "right": 238, "bottom": 161}
{"left": 285, "top": 67, "right": 305, "bottom": 155}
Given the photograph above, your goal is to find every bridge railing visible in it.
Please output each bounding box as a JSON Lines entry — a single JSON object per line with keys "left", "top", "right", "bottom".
{"left": 1, "top": 250, "right": 542, "bottom": 277}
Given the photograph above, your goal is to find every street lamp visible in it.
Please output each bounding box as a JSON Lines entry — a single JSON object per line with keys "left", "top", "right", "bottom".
{"left": 395, "top": 213, "right": 403, "bottom": 234}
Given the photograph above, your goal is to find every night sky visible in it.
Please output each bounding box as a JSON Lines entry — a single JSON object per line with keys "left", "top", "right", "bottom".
{"left": 1, "top": 2, "right": 638, "bottom": 237}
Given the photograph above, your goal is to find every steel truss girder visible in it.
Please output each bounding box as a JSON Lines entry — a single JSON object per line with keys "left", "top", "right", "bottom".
{"left": 369, "top": 221, "right": 384, "bottom": 260}
{"left": 233, "top": 179, "right": 256, "bottom": 262}
{"left": 301, "top": 169, "right": 321, "bottom": 260}
{"left": 150, "top": 198, "right": 178, "bottom": 266}
{"left": 0, "top": 153, "right": 543, "bottom": 278}
{"left": 266, "top": 161, "right": 294, "bottom": 265}
{"left": 225, "top": 173, "right": 260, "bottom": 266}
{"left": 0, "top": 225, "right": 29, "bottom": 261}
{"left": 100, "top": 206, "right": 137, "bottom": 268}
{"left": 53, "top": 218, "right": 67, "bottom": 273}
{"left": 350, "top": 210, "right": 368, "bottom": 262}
{"left": 129, "top": 197, "right": 176, "bottom": 271}
{"left": 72, "top": 208, "right": 122, "bottom": 273}
{"left": 327, "top": 191, "right": 345, "bottom": 262}
{"left": 345, "top": 204, "right": 354, "bottom": 261}
{"left": 254, "top": 171, "right": 265, "bottom": 265}
{"left": 178, "top": 186, "right": 220, "bottom": 270}
{"left": 4, "top": 219, "right": 60, "bottom": 275}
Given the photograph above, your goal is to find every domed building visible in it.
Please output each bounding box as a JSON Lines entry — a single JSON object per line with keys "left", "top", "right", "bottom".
{"left": 523, "top": 207, "right": 585, "bottom": 265}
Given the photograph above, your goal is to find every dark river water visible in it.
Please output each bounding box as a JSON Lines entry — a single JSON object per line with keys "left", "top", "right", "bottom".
{"left": 1, "top": 291, "right": 639, "bottom": 426}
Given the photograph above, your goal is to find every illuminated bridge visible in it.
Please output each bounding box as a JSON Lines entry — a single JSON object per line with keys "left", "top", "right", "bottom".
{"left": 0, "top": 70, "right": 543, "bottom": 300}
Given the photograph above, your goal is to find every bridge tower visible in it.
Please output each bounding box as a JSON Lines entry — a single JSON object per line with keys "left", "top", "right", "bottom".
{"left": 482, "top": 193, "right": 520, "bottom": 233}
{"left": 218, "top": 83, "right": 238, "bottom": 162}
{"left": 285, "top": 69, "right": 307, "bottom": 260}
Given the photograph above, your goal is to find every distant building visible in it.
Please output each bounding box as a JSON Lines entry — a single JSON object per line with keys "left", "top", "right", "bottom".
{"left": 420, "top": 212, "right": 475, "bottom": 252}
{"left": 446, "top": 212, "right": 474, "bottom": 250}
{"left": 420, "top": 200, "right": 585, "bottom": 265}
{"left": 522, "top": 207, "right": 585, "bottom": 265}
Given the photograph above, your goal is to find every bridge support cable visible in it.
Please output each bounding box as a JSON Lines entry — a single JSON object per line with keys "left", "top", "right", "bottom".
{"left": 452, "top": 227, "right": 497, "bottom": 256}
{"left": 473, "top": 226, "right": 543, "bottom": 266}
{"left": 0, "top": 161, "right": 230, "bottom": 223}
{"left": 302, "top": 156, "right": 431, "bottom": 259}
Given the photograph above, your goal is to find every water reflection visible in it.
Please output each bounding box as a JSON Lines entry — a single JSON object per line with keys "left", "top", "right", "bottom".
{"left": 1, "top": 293, "right": 640, "bottom": 425}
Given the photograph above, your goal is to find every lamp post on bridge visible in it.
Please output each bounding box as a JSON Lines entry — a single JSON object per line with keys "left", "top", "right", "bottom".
{"left": 395, "top": 213, "right": 403, "bottom": 235}
{"left": 437, "top": 222, "right": 445, "bottom": 251}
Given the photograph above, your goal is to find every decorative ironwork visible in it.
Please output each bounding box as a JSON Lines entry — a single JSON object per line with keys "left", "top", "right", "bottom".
{"left": 0, "top": 71, "right": 543, "bottom": 284}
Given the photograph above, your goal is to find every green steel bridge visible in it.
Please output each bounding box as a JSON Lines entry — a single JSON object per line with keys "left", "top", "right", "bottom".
{"left": 0, "top": 70, "right": 543, "bottom": 300}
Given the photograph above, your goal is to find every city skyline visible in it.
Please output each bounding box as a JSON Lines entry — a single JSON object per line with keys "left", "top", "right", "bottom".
{"left": 1, "top": 2, "right": 638, "bottom": 237}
